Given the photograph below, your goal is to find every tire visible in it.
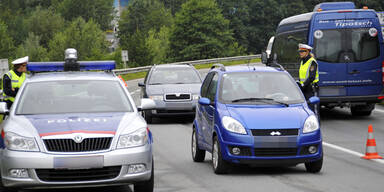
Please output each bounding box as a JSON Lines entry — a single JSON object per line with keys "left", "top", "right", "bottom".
{"left": 212, "top": 136, "right": 230, "bottom": 174}
{"left": 191, "top": 129, "right": 205, "bottom": 162}
{"left": 305, "top": 154, "right": 323, "bottom": 173}
{"left": 351, "top": 104, "right": 374, "bottom": 116}
{"left": 143, "top": 110, "right": 153, "bottom": 124}
{"left": 134, "top": 161, "right": 154, "bottom": 192}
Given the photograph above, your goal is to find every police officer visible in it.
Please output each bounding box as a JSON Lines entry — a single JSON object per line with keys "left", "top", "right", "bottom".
{"left": 298, "top": 44, "right": 319, "bottom": 116}
{"left": 2, "top": 56, "right": 28, "bottom": 109}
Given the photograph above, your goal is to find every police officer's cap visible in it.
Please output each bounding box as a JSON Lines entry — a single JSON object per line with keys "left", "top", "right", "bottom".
{"left": 11, "top": 56, "right": 29, "bottom": 65}
{"left": 298, "top": 43, "right": 313, "bottom": 51}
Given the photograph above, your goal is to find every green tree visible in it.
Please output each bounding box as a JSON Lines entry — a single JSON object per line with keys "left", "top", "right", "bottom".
{"left": 0, "top": 21, "right": 15, "bottom": 59}
{"left": 26, "top": 7, "right": 65, "bottom": 48}
{"left": 127, "top": 30, "right": 153, "bottom": 67}
{"left": 15, "top": 33, "right": 49, "bottom": 61}
{"left": 168, "top": 0, "right": 239, "bottom": 61}
{"left": 159, "top": 0, "right": 188, "bottom": 15}
{"left": 146, "top": 26, "right": 171, "bottom": 64}
{"left": 57, "top": 0, "right": 114, "bottom": 31}
{"left": 48, "top": 17, "right": 108, "bottom": 61}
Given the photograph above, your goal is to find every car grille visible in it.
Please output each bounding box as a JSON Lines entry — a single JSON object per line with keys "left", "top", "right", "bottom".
{"left": 43, "top": 137, "right": 112, "bottom": 152}
{"left": 35, "top": 166, "right": 121, "bottom": 182}
{"left": 165, "top": 93, "right": 191, "bottom": 101}
{"left": 251, "top": 129, "right": 299, "bottom": 136}
{"left": 254, "top": 148, "right": 298, "bottom": 156}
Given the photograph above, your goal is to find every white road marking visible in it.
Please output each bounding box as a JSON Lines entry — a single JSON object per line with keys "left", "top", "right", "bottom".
{"left": 323, "top": 142, "right": 384, "bottom": 164}
{"left": 374, "top": 108, "right": 384, "bottom": 113}
{"left": 130, "top": 89, "right": 141, "bottom": 94}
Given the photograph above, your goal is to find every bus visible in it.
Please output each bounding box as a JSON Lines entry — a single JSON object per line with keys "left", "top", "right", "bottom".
{"left": 262, "top": 2, "right": 384, "bottom": 116}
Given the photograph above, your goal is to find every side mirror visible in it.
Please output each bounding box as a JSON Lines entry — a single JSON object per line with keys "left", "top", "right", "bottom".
{"left": 0, "top": 102, "right": 9, "bottom": 115}
{"left": 261, "top": 52, "right": 268, "bottom": 64}
{"left": 138, "top": 82, "right": 145, "bottom": 87}
{"left": 308, "top": 96, "right": 320, "bottom": 104}
{"left": 198, "top": 97, "right": 211, "bottom": 105}
{"left": 138, "top": 98, "right": 156, "bottom": 111}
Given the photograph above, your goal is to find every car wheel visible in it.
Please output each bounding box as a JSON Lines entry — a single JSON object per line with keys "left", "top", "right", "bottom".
{"left": 212, "top": 136, "right": 229, "bottom": 174}
{"left": 191, "top": 129, "right": 205, "bottom": 162}
{"left": 143, "top": 110, "right": 153, "bottom": 124}
{"left": 305, "top": 154, "right": 323, "bottom": 173}
{"left": 351, "top": 104, "right": 374, "bottom": 116}
{"left": 134, "top": 160, "right": 154, "bottom": 192}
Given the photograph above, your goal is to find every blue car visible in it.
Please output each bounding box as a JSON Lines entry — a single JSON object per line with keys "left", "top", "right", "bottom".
{"left": 191, "top": 64, "right": 322, "bottom": 174}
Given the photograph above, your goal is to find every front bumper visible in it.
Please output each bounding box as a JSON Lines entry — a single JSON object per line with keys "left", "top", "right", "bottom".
{"left": 0, "top": 144, "right": 152, "bottom": 189}
{"left": 151, "top": 99, "right": 197, "bottom": 116}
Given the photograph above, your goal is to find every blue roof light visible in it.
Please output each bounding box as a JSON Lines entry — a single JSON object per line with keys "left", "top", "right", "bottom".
{"left": 28, "top": 61, "right": 116, "bottom": 72}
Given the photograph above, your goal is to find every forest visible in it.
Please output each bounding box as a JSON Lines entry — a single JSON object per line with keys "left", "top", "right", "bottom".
{"left": 0, "top": 0, "right": 383, "bottom": 68}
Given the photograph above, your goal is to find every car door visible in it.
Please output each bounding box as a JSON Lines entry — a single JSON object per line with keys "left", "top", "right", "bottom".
{"left": 203, "top": 73, "right": 219, "bottom": 148}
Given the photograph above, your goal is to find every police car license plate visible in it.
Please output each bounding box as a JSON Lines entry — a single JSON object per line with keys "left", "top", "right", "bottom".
{"left": 54, "top": 156, "right": 104, "bottom": 169}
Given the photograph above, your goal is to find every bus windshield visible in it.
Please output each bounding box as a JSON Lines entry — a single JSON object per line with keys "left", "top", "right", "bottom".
{"left": 314, "top": 28, "right": 379, "bottom": 63}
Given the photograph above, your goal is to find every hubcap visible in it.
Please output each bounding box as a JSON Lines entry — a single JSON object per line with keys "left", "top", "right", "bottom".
{"left": 192, "top": 131, "right": 196, "bottom": 157}
{"left": 213, "top": 141, "right": 218, "bottom": 169}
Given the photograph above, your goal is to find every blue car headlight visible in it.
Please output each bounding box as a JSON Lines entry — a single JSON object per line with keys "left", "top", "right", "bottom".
{"left": 4, "top": 132, "right": 39, "bottom": 152}
{"left": 221, "top": 116, "right": 247, "bottom": 135}
{"left": 303, "top": 115, "right": 319, "bottom": 133}
{"left": 117, "top": 127, "right": 148, "bottom": 149}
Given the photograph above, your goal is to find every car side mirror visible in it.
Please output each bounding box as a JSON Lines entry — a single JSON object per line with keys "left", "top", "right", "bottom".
{"left": 138, "top": 82, "right": 145, "bottom": 87}
{"left": 0, "top": 102, "right": 9, "bottom": 115}
{"left": 261, "top": 51, "right": 268, "bottom": 64}
{"left": 138, "top": 98, "right": 156, "bottom": 111}
{"left": 308, "top": 96, "right": 320, "bottom": 104}
{"left": 198, "top": 97, "right": 211, "bottom": 105}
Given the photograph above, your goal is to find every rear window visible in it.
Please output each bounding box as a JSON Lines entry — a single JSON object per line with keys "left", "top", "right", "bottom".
{"left": 314, "top": 28, "right": 380, "bottom": 63}
{"left": 16, "top": 80, "right": 133, "bottom": 114}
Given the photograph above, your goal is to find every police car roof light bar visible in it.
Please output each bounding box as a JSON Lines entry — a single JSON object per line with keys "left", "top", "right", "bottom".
{"left": 28, "top": 61, "right": 116, "bottom": 72}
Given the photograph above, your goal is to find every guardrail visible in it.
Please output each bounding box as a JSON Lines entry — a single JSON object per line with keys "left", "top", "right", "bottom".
{"left": 113, "top": 54, "right": 260, "bottom": 75}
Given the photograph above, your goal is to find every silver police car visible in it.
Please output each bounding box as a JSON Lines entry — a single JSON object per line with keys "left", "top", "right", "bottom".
{"left": 0, "top": 55, "right": 155, "bottom": 191}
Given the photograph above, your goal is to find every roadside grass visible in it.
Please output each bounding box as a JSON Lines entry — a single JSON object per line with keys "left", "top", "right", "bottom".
{"left": 120, "top": 58, "right": 261, "bottom": 81}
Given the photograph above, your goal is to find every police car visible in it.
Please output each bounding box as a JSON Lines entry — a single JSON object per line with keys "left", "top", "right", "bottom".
{"left": 0, "top": 49, "right": 155, "bottom": 191}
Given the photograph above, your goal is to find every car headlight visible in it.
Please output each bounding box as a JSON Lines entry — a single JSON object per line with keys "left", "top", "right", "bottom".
{"left": 303, "top": 115, "right": 319, "bottom": 133}
{"left": 192, "top": 95, "right": 200, "bottom": 100}
{"left": 149, "top": 95, "right": 163, "bottom": 100}
{"left": 117, "top": 128, "right": 148, "bottom": 149}
{"left": 4, "top": 132, "right": 39, "bottom": 152}
{"left": 221, "top": 116, "right": 247, "bottom": 134}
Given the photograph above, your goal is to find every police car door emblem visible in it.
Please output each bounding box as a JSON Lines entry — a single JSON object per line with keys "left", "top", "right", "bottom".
{"left": 73, "top": 135, "right": 84, "bottom": 143}
{"left": 270, "top": 131, "right": 281, "bottom": 136}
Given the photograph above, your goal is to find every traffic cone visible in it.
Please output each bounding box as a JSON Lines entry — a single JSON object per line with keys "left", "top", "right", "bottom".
{"left": 362, "top": 125, "right": 383, "bottom": 160}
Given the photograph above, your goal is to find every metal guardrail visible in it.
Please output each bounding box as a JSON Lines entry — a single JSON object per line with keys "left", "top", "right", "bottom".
{"left": 113, "top": 54, "right": 261, "bottom": 75}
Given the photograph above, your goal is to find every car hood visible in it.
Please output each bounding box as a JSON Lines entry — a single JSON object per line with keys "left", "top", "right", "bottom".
{"left": 226, "top": 105, "right": 308, "bottom": 129}
{"left": 5, "top": 112, "right": 143, "bottom": 137}
{"left": 146, "top": 84, "right": 201, "bottom": 95}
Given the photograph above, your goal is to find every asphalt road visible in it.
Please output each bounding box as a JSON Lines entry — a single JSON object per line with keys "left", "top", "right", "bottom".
{"left": 19, "top": 64, "right": 384, "bottom": 192}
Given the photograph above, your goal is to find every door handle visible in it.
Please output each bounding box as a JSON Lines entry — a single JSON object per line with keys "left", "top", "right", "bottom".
{"left": 349, "top": 70, "right": 360, "bottom": 74}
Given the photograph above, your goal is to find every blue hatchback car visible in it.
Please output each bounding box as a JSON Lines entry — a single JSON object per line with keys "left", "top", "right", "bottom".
{"left": 191, "top": 64, "right": 322, "bottom": 174}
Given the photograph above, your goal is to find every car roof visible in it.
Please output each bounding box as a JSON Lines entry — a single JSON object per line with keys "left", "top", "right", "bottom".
{"left": 153, "top": 64, "right": 194, "bottom": 69}
{"left": 25, "top": 71, "right": 118, "bottom": 83}
{"left": 211, "top": 65, "right": 285, "bottom": 74}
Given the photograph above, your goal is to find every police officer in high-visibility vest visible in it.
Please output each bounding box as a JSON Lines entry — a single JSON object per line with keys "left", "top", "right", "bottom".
{"left": 2, "top": 56, "right": 28, "bottom": 109}
{"left": 298, "top": 43, "right": 319, "bottom": 115}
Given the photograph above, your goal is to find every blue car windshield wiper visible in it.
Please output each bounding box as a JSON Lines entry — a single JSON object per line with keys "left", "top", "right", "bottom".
{"left": 149, "top": 83, "right": 164, "bottom": 85}
{"left": 231, "top": 97, "right": 289, "bottom": 107}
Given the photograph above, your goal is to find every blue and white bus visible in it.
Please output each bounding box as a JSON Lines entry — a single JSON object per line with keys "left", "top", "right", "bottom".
{"left": 263, "top": 2, "right": 384, "bottom": 116}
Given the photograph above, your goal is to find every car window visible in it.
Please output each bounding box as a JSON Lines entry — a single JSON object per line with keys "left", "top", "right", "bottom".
{"left": 219, "top": 72, "right": 305, "bottom": 104}
{"left": 148, "top": 67, "right": 201, "bottom": 84}
{"left": 16, "top": 80, "right": 134, "bottom": 114}
{"left": 206, "top": 73, "right": 219, "bottom": 101}
{"left": 201, "top": 72, "right": 214, "bottom": 97}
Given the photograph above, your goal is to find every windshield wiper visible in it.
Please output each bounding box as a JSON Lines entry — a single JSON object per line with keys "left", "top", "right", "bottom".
{"left": 149, "top": 83, "right": 163, "bottom": 85}
{"left": 231, "top": 97, "right": 289, "bottom": 107}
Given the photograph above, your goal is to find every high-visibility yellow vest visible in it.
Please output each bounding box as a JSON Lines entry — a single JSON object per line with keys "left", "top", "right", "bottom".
{"left": 299, "top": 57, "right": 319, "bottom": 84}
{"left": 2, "top": 70, "right": 26, "bottom": 102}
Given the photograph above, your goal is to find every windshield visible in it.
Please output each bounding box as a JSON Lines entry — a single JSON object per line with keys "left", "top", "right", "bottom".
{"left": 149, "top": 67, "right": 201, "bottom": 84}
{"left": 314, "top": 28, "right": 379, "bottom": 63}
{"left": 16, "top": 80, "right": 133, "bottom": 114}
{"left": 219, "top": 72, "right": 305, "bottom": 104}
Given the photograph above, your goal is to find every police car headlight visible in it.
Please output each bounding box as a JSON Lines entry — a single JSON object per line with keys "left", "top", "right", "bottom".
{"left": 222, "top": 116, "right": 247, "bottom": 135}
{"left": 303, "top": 115, "right": 319, "bottom": 133}
{"left": 4, "top": 132, "right": 39, "bottom": 152}
{"left": 117, "top": 128, "right": 148, "bottom": 149}
{"left": 149, "top": 95, "right": 163, "bottom": 101}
